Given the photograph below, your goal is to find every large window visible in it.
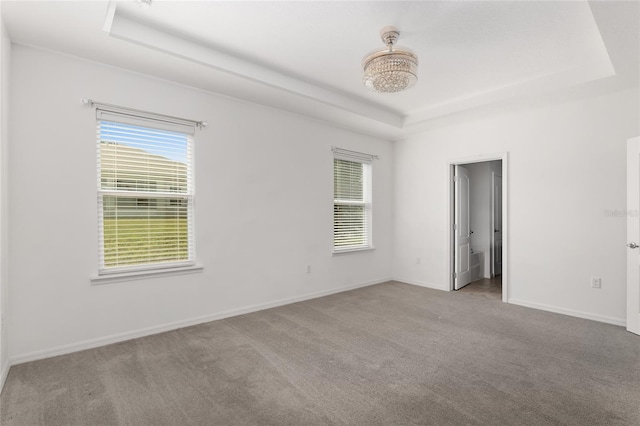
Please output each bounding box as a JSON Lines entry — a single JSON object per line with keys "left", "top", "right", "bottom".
{"left": 97, "top": 110, "right": 195, "bottom": 274}
{"left": 333, "top": 148, "right": 373, "bottom": 252}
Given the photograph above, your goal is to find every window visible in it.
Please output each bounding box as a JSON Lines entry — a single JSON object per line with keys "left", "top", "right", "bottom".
{"left": 333, "top": 147, "right": 374, "bottom": 252}
{"left": 97, "top": 110, "right": 195, "bottom": 274}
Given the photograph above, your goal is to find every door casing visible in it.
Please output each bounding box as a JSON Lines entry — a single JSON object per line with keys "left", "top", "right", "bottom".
{"left": 448, "top": 153, "right": 509, "bottom": 302}
{"left": 626, "top": 137, "right": 640, "bottom": 335}
{"left": 491, "top": 172, "right": 503, "bottom": 277}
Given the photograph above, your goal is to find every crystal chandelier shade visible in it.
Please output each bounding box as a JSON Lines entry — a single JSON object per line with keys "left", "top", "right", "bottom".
{"left": 362, "top": 26, "right": 419, "bottom": 93}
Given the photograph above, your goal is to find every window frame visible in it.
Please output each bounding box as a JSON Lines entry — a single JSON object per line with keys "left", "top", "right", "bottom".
{"left": 332, "top": 148, "right": 375, "bottom": 253}
{"left": 96, "top": 110, "right": 196, "bottom": 276}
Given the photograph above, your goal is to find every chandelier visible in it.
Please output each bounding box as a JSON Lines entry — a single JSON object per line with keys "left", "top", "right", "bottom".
{"left": 362, "top": 26, "right": 419, "bottom": 93}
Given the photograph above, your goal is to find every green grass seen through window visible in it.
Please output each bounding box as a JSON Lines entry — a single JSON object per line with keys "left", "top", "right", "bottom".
{"left": 103, "top": 217, "right": 188, "bottom": 267}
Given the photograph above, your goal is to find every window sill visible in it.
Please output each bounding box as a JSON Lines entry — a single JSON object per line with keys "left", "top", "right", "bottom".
{"left": 90, "top": 264, "right": 204, "bottom": 285}
{"left": 333, "top": 246, "right": 375, "bottom": 255}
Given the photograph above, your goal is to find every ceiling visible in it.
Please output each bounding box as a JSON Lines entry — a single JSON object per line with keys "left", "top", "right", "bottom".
{"left": 2, "top": 1, "right": 639, "bottom": 140}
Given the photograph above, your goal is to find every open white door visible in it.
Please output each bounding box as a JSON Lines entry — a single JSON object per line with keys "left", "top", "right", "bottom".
{"left": 626, "top": 137, "right": 640, "bottom": 335}
{"left": 454, "top": 165, "right": 471, "bottom": 290}
{"left": 492, "top": 173, "right": 503, "bottom": 276}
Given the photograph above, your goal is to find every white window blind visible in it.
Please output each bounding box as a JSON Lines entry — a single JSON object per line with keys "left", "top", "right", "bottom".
{"left": 97, "top": 111, "right": 195, "bottom": 273}
{"left": 333, "top": 148, "right": 374, "bottom": 251}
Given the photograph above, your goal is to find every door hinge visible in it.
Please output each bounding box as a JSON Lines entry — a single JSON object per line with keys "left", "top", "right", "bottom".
{"left": 453, "top": 223, "right": 458, "bottom": 230}
{"left": 453, "top": 272, "right": 457, "bottom": 279}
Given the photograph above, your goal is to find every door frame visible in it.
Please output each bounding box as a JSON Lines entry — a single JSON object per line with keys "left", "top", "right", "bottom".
{"left": 448, "top": 152, "right": 509, "bottom": 302}
{"left": 627, "top": 136, "right": 640, "bottom": 335}
{"left": 491, "top": 171, "right": 502, "bottom": 277}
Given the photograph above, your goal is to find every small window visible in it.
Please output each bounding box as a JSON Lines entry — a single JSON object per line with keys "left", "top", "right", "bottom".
{"left": 333, "top": 148, "right": 374, "bottom": 252}
{"left": 97, "top": 114, "right": 195, "bottom": 274}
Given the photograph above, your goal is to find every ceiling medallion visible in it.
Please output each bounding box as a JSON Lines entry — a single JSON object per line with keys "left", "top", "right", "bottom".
{"left": 362, "top": 26, "right": 419, "bottom": 93}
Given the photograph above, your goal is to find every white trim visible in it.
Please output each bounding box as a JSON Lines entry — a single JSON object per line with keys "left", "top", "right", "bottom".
{"left": 508, "top": 298, "right": 626, "bottom": 327}
{"left": 626, "top": 136, "right": 640, "bottom": 335}
{"left": 447, "top": 152, "right": 508, "bottom": 166}
{"left": 98, "top": 260, "right": 196, "bottom": 276}
{"left": 396, "top": 281, "right": 624, "bottom": 327}
{"left": 332, "top": 246, "right": 375, "bottom": 255}
{"left": 0, "top": 360, "right": 9, "bottom": 394}
{"left": 91, "top": 264, "right": 203, "bottom": 285}
{"left": 447, "top": 152, "right": 509, "bottom": 303}
{"left": 490, "top": 171, "right": 502, "bottom": 278}
{"left": 395, "top": 278, "right": 448, "bottom": 291}
{"left": 10, "top": 278, "right": 391, "bottom": 365}
{"left": 102, "top": 1, "right": 117, "bottom": 33}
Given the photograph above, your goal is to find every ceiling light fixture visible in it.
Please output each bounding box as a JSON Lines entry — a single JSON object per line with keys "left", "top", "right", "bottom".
{"left": 363, "top": 26, "right": 419, "bottom": 93}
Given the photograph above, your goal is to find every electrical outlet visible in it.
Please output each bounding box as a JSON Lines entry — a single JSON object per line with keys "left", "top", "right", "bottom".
{"left": 591, "top": 277, "right": 602, "bottom": 289}
{"left": 306, "top": 264, "right": 311, "bottom": 274}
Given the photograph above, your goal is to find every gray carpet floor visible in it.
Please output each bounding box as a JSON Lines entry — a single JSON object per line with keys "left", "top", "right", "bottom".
{"left": 1, "top": 281, "right": 639, "bottom": 425}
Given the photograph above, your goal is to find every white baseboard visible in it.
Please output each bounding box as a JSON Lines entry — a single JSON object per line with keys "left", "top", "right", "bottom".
{"left": 508, "top": 298, "right": 626, "bottom": 327}
{"left": 394, "top": 278, "right": 448, "bottom": 291}
{"left": 395, "top": 280, "right": 625, "bottom": 327}
{"left": 10, "top": 278, "right": 392, "bottom": 366}
{"left": 0, "top": 359, "right": 9, "bottom": 394}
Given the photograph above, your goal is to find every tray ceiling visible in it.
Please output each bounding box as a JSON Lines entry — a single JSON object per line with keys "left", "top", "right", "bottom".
{"left": 2, "top": 1, "right": 638, "bottom": 139}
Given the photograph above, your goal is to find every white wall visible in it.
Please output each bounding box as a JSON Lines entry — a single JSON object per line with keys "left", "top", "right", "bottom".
{"left": 0, "top": 9, "right": 10, "bottom": 391}
{"left": 393, "top": 87, "right": 639, "bottom": 325}
{"left": 6, "top": 40, "right": 638, "bottom": 367}
{"left": 8, "top": 45, "right": 394, "bottom": 361}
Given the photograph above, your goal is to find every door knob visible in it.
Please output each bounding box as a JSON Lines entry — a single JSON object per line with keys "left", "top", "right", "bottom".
{"left": 628, "top": 242, "right": 639, "bottom": 249}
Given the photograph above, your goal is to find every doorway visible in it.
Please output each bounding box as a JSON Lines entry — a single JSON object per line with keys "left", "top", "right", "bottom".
{"left": 448, "top": 153, "right": 508, "bottom": 302}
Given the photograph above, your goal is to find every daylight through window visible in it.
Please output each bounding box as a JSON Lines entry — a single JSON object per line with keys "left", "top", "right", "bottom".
{"left": 333, "top": 149, "right": 373, "bottom": 251}
{"left": 97, "top": 114, "right": 194, "bottom": 273}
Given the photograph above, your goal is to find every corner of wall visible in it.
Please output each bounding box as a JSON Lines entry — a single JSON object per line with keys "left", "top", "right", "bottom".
{"left": 394, "top": 278, "right": 448, "bottom": 292}
{"left": 0, "top": 359, "right": 9, "bottom": 393}
{"left": 0, "top": 6, "right": 12, "bottom": 394}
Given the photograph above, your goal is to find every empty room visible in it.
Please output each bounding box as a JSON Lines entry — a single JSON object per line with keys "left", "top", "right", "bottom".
{"left": 0, "top": 1, "right": 639, "bottom": 425}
